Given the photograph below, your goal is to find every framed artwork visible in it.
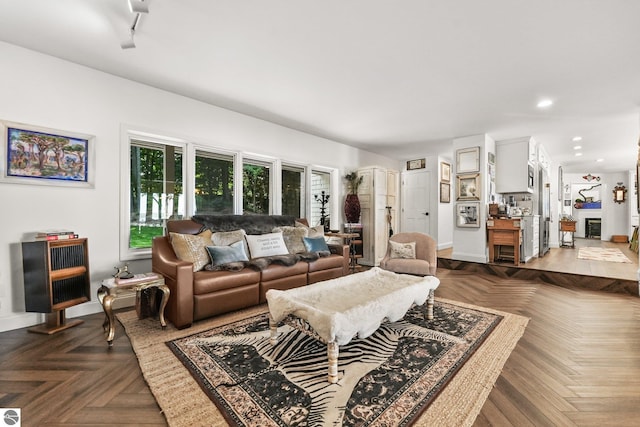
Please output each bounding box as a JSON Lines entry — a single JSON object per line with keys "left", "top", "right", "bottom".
{"left": 0, "top": 121, "right": 95, "bottom": 188}
{"left": 456, "top": 146, "right": 480, "bottom": 173}
{"left": 488, "top": 152, "right": 496, "bottom": 165}
{"left": 407, "top": 158, "right": 426, "bottom": 170}
{"left": 440, "top": 162, "right": 451, "bottom": 182}
{"left": 440, "top": 182, "right": 450, "bottom": 203}
{"left": 456, "top": 173, "right": 481, "bottom": 201}
{"left": 456, "top": 202, "right": 480, "bottom": 228}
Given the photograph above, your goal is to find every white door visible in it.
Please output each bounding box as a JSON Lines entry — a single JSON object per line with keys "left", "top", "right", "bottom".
{"left": 402, "top": 170, "right": 431, "bottom": 234}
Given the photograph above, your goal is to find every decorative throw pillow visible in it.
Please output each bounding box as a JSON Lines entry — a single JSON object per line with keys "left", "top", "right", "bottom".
{"left": 389, "top": 240, "right": 416, "bottom": 259}
{"left": 212, "top": 229, "right": 248, "bottom": 257}
{"left": 205, "top": 240, "right": 249, "bottom": 269}
{"left": 303, "top": 236, "right": 330, "bottom": 253}
{"left": 295, "top": 221, "right": 325, "bottom": 238}
{"left": 273, "top": 226, "right": 308, "bottom": 254}
{"left": 245, "top": 232, "right": 289, "bottom": 258}
{"left": 169, "top": 229, "right": 213, "bottom": 272}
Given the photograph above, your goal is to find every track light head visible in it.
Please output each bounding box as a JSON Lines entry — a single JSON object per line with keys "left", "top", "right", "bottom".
{"left": 128, "top": 0, "right": 149, "bottom": 14}
{"left": 120, "top": 29, "right": 136, "bottom": 49}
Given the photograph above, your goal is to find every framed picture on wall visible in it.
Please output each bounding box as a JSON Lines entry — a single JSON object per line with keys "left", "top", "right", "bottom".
{"left": 456, "top": 173, "right": 481, "bottom": 201}
{"left": 440, "top": 182, "right": 450, "bottom": 203}
{"left": 456, "top": 202, "right": 480, "bottom": 228}
{"left": 440, "top": 162, "right": 451, "bottom": 182}
{"left": 0, "top": 120, "right": 95, "bottom": 188}
{"left": 456, "top": 146, "right": 480, "bottom": 173}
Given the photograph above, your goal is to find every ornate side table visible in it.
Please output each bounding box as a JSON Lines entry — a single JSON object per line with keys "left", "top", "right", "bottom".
{"left": 97, "top": 274, "right": 169, "bottom": 346}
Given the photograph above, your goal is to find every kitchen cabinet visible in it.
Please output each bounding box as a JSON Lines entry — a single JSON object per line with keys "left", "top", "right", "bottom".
{"left": 496, "top": 137, "right": 535, "bottom": 194}
{"left": 519, "top": 215, "right": 540, "bottom": 262}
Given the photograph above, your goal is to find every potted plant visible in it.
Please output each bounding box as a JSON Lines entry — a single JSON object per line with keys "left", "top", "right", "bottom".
{"left": 344, "top": 172, "right": 364, "bottom": 223}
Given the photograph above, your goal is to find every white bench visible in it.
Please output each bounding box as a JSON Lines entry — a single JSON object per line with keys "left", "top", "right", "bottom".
{"left": 266, "top": 267, "right": 440, "bottom": 383}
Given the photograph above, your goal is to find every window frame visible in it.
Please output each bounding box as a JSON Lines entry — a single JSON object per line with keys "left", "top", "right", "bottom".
{"left": 120, "top": 126, "right": 339, "bottom": 260}
{"left": 120, "top": 128, "right": 189, "bottom": 261}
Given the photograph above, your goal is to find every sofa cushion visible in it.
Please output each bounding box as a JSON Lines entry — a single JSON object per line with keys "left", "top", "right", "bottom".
{"left": 246, "top": 232, "right": 289, "bottom": 258}
{"left": 169, "top": 229, "right": 213, "bottom": 272}
{"left": 205, "top": 241, "right": 249, "bottom": 270}
{"left": 273, "top": 226, "right": 308, "bottom": 254}
{"left": 389, "top": 240, "right": 416, "bottom": 259}
{"left": 295, "top": 221, "right": 325, "bottom": 238}
{"left": 307, "top": 254, "right": 344, "bottom": 272}
{"left": 211, "top": 229, "right": 249, "bottom": 256}
{"left": 193, "top": 269, "right": 261, "bottom": 295}
{"left": 303, "top": 236, "right": 329, "bottom": 253}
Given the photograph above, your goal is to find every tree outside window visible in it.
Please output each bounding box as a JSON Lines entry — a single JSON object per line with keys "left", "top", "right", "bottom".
{"left": 195, "top": 150, "right": 234, "bottom": 215}
{"left": 129, "top": 141, "right": 183, "bottom": 249}
{"left": 243, "top": 162, "right": 270, "bottom": 214}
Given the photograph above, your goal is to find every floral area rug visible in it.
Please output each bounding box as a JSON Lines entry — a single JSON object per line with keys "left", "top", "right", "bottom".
{"left": 161, "top": 300, "right": 514, "bottom": 426}
{"left": 578, "top": 247, "right": 632, "bottom": 263}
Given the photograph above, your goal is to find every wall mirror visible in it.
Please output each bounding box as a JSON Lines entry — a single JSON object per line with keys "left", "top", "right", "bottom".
{"left": 613, "top": 183, "right": 626, "bottom": 204}
{"left": 456, "top": 146, "right": 480, "bottom": 173}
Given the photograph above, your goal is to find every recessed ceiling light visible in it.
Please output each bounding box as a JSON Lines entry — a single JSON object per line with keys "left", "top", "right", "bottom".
{"left": 572, "top": 136, "right": 582, "bottom": 142}
{"left": 573, "top": 145, "right": 582, "bottom": 150}
{"left": 596, "top": 158, "right": 604, "bottom": 162}
{"left": 537, "top": 99, "right": 553, "bottom": 108}
{"left": 575, "top": 152, "right": 583, "bottom": 157}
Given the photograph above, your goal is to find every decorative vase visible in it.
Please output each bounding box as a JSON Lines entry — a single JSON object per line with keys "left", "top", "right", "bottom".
{"left": 344, "top": 194, "right": 361, "bottom": 223}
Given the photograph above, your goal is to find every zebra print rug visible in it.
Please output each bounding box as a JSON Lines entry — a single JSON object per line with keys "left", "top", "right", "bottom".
{"left": 163, "top": 301, "right": 502, "bottom": 426}
{"left": 118, "top": 299, "right": 527, "bottom": 426}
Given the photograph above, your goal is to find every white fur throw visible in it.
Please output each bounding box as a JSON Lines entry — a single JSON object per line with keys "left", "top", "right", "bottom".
{"left": 266, "top": 267, "right": 440, "bottom": 346}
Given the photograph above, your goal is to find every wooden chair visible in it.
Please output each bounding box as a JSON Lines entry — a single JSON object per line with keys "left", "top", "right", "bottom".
{"left": 379, "top": 232, "right": 437, "bottom": 276}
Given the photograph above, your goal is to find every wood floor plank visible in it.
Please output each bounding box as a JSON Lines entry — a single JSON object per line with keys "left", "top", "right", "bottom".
{"left": 1, "top": 243, "right": 639, "bottom": 426}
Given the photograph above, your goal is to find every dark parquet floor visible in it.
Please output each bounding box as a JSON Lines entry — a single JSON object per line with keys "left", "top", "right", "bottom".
{"left": 1, "top": 265, "right": 639, "bottom": 426}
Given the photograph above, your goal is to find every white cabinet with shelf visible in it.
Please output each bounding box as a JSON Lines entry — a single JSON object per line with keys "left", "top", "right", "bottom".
{"left": 496, "top": 137, "right": 536, "bottom": 194}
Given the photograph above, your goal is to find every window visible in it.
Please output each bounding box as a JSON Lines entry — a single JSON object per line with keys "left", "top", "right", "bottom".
{"left": 282, "top": 164, "right": 305, "bottom": 218}
{"left": 243, "top": 159, "right": 271, "bottom": 214}
{"left": 195, "top": 150, "right": 234, "bottom": 215}
{"left": 310, "top": 170, "right": 331, "bottom": 228}
{"left": 122, "top": 128, "right": 338, "bottom": 260}
{"left": 128, "top": 140, "right": 184, "bottom": 253}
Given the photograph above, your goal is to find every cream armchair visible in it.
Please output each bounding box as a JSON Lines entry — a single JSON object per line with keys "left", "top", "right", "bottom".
{"left": 379, "top": 232, "right": 437, "bottom": 276}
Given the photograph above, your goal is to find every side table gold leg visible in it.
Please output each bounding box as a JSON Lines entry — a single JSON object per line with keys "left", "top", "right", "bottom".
{"left": 157, "top": 284, "right": 170, "bottom": 329}
{"left": 327, "top": 341, "right": 339, "bottom": 383}
{"left": 97, "top": 285, "right": 109, "bottom": 332}
{"left": 102, "top": 294, "right": 116, "bottom": 346}
{"left": 426, "top": 289, "right": 435, "bottom": 320}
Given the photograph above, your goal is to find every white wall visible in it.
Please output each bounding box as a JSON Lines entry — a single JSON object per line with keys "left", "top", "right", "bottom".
{"left": 451, "top": 134, "right": 494, "bottom": 263}
{"left": 0, "top": 42, "right": 397, "bottom": 332}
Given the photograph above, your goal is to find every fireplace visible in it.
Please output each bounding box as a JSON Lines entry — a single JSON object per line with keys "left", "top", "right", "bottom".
{"left": 585, "top": 218, "right": 601, "bottom": 239}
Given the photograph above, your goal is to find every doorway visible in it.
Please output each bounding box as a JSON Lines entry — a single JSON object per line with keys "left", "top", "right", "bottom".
{"left": 401, "top": 169, "right": 431, "bottom": 235}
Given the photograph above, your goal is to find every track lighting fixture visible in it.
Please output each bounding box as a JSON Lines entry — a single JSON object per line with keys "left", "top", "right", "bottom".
{"left": 129, "top": 0, "right": 149, "bottom": 14}
{"left": 120, "top": 13, "right": 142, "bottom": 49}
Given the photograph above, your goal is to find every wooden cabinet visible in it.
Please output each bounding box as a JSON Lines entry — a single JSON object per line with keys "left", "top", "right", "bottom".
{"left": 496, "top": 138, "right": 535, "bottom": 194}
{"left": 357, "top": 166, "right": 398, "bottom": 266}
{"left": 487, "top": 219, "right": 522, "bottom": 265}
{"left": 22, "top": 238, "right": 91, "bottom": 334}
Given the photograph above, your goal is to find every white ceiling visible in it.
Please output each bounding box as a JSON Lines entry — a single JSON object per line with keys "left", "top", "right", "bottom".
{"left": 1, "top": 0, "right": 639, "bottom": 173}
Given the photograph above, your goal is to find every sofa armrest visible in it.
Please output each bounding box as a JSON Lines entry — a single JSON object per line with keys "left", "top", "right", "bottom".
{"left": 327, "top": 243, "right": 350, "bottom": 275}
{"left": 152, "top": 236, "right": 195, "bottom": 329}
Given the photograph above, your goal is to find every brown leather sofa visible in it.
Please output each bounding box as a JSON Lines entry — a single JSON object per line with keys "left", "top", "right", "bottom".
{"left": 152, "top": 215, "right": 349, "bottom": 329}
